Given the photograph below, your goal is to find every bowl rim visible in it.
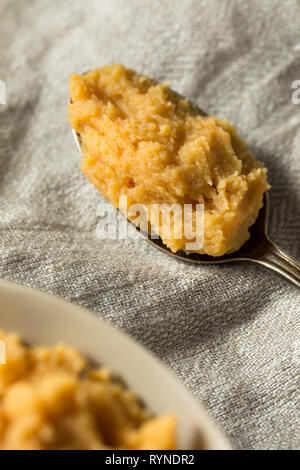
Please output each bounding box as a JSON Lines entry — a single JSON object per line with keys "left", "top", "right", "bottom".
{"left": 0, "top": 279, "right": 232, "bottom": 450}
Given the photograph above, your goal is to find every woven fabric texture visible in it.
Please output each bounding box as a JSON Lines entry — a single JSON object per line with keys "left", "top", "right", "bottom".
{"left": 0, "top": 0, "right": 299, "bottom": 449}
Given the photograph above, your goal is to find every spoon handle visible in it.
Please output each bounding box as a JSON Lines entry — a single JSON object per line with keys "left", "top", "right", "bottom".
{"left": 254, "top": 236, "right": 300, "bottom": 288}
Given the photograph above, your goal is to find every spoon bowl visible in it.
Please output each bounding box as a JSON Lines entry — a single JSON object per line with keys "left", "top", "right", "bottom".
{"left": 71, "top": 96, "right": 300, "bottom": 289}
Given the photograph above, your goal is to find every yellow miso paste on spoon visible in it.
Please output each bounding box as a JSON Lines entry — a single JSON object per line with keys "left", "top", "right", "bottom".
{"left": 68, "top": 64, "right": 269, "bottom": 256}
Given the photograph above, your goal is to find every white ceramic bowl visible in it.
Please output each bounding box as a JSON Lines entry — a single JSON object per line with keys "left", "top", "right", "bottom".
{"left": 0, "top": 281, "right": 231, "bottom": 450}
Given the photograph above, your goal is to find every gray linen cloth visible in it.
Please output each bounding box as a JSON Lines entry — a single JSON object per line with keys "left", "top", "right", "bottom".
{"left": 0, "top": 0, "right": 299, "bottom": 450}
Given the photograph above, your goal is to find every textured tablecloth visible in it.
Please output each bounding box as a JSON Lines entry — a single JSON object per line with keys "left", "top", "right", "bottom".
{"left": 0, "top": 0, "right": 299, "bottom": 450}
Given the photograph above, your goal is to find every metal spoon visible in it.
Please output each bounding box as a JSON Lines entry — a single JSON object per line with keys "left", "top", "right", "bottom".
{"left": 71, "top": 103, "right": 300, "bottom": 289}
